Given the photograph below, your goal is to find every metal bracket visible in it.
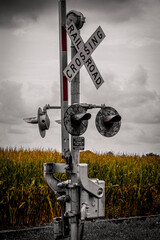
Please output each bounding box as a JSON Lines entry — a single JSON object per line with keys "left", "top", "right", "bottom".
{"left": 78, "top": 164, "right": 103, "bottom": 198}
{"left": 44, "top": 162, "right": 68, "bottom": 196}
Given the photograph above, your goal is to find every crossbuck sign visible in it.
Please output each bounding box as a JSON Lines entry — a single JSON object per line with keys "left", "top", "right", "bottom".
{"left": 63, "top": 22, "right": 106, "bottom": 89}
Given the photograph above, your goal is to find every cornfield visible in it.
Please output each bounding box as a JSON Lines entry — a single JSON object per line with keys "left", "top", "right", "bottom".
{"left": 0, "top": 148, "right": 160, "bottom": 228}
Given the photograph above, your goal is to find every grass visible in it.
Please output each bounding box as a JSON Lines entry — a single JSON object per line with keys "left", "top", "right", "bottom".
{"left": 0, "top": 148, "right": 160, "bottom": 228}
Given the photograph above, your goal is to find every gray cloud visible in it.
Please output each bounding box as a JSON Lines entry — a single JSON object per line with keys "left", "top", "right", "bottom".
{"left": 0, "top": 80, "right": 28, "bottom": 125}
{"left": 0, "top": 0, "right": 156, "bottom": 27}
{"left": 70, "top": 0, "right": 158, "bottom": 26}
{"left": 0, "top": 0, "right": 54, "bottom": 13}
{"left": 136, "top": 128, "right": 160, "bottom": 144}
{"left": 8, "top": 126, "right": 27, "bottom": 135}
{"left": 0, "top": 0, "right": 56, "bottom": 27}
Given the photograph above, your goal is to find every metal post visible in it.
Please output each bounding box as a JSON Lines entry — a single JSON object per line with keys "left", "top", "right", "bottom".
{"left": 71, "top": 41, "right": 80, "bottom": 174}
{"left": 59, "top": 0, "right": 70, "bottom": 158}
{"left": 71, "top": 42, "right": 80, "bottom": 105}
{"left": 59, "top": 2, "right": 81, "bottom": 239}
{"left": 69, "top": 34, "right": 80, "bottom": 240}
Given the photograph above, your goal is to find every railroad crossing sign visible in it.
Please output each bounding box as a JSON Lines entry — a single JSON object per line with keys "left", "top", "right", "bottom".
{"left": 63, "top": 22, "right": 105, "bottom": 89}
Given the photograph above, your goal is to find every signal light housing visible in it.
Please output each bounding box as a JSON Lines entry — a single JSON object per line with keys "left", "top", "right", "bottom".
{"left": 38, "top": 107, "right": 50, "bottom": 138}
{"left": 66, "top": 10, "right": 85, "bottom": 30}
{"left": 64, "top": 104, "right": 91, "bottom": 136}
{"left": 95, "top": 106, "right": 121, "bottom": 137}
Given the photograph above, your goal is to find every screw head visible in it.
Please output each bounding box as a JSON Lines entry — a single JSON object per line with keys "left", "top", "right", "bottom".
{"left": 97, "top": 188, "right": 103, "bottom": 195}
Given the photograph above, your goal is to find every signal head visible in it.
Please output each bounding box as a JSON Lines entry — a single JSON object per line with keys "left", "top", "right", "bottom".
{"left": 96, "top": 106, "right": 121, "bottom": 137}
{"left": 66, "top": 10, "right": 85, "bottom": 29}
{"left": 38, "top": 107, "right": 50, "bottom": 138}
{"left": 64, "top": 104, "right": 91, "bottom": 136}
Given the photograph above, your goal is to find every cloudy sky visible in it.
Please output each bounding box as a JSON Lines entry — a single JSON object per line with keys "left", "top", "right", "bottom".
{"left": 0, "top": 0, "right": 160, "bottom": 155}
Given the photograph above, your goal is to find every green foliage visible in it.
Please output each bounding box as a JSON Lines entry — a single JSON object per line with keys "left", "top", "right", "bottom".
{"left": 0, "top": 148, "right": 160, "bottom": 228}
{"left": 80, "top": 151, "right": 160, "bottom": 218}
{"left": 0, "top": 148, "right": 62, "bottom": 228}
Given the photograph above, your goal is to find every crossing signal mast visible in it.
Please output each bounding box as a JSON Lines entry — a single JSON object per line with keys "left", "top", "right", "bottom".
{"left": 24, "top": 1, "right": 121, "bottom": 239}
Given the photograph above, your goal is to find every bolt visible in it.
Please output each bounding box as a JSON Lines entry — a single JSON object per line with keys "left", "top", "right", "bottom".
{"left": 97, "top": 188, "right": 103, "bottom": 195}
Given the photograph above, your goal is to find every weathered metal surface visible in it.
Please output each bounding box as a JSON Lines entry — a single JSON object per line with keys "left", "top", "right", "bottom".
{"left": 64, "top": 104, "right": 90, "bottom": 136}
{"left": 96, "top": 106, "right": 121, "bottom": 137}
{"left": 66, "top": 10, "right": 85, "bottom": 30}
{"left": 80, "top": 180, "right": 105, "bottom": 219}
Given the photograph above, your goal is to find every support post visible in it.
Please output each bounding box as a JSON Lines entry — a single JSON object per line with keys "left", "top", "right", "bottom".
{"left": 71, "top": 40, "right": 80, "bottom": 175}
{"left": 69, "top": 33, "right": 80, "bottom": 240}
{"left": 59, "top": 0, "right": 70, "bottom": 158}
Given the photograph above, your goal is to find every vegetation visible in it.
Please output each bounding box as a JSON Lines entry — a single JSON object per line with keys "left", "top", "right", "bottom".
{"left": 0, "top": 148, "right": 160, "bottom": 228}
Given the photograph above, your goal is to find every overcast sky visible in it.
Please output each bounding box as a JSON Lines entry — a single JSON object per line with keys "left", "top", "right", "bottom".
{"left": 0, "top": 0, "right": 160, "bottom": 155}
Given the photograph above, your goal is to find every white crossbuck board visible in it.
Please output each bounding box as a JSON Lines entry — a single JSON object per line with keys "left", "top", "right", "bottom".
{"left": 63, "top": 22, "right": 106, "bottom": 89}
